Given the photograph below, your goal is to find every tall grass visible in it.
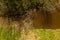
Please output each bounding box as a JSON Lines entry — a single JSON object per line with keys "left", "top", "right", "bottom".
{"left": 0, "top": 26, "right": 60, "bottom": 40}
{"left": 0, "top": 26, "right": 20, "bottom": 40}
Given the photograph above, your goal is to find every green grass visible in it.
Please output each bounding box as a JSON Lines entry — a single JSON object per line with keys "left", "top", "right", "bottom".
{"left": 0, "top": 26, "right": 60, "bottom": 40}
{"left": 32, "top": 29, "right": 60, "bottom": 40}
{"left": 0, "top": 27, "right": 20, "bottom": 40}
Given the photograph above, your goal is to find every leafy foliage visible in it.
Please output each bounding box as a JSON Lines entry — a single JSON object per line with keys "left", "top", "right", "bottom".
{"left": 3, "top": 0, "right": 42, "bottom": 16}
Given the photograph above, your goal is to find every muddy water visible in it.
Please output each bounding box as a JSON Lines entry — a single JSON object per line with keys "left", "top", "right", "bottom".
{"left": 33, "top": 10, "right": 60, "bottom": 29}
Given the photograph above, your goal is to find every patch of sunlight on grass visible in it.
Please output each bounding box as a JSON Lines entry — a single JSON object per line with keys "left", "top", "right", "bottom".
{"left": 32, "top": 29, "right": 60, "bottom": 40}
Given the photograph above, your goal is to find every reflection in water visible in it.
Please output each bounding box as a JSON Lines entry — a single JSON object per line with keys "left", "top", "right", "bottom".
{"left": 41, "top": 9, "right": 52, "bottom": 28}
